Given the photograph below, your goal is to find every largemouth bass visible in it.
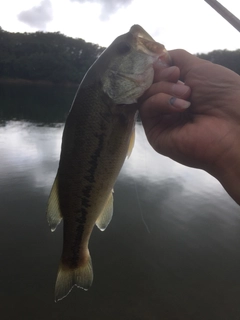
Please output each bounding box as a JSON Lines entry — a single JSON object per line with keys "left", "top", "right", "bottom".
{"left": 47, "top": 24, "right": 171, "bottom": 302}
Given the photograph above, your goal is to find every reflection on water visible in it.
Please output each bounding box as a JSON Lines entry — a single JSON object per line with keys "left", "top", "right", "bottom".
{"left": 0, "top": 121, "right": 63, "bottom": 192}
{"left": 1, "top": 86, "right": 240, "bottom": 319}
{"left": 0, "top": 84, "right": 75, "bottom": 124}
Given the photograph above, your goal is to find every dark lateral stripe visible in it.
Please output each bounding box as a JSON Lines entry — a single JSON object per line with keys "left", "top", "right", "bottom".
{"left": 68, "top": 206, "right": 88, "bottom": 268}
{"left": 69, "top": 123, "right": 107, "bottom": 268}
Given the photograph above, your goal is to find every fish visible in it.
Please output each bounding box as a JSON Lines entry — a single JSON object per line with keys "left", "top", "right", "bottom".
{"left": 47, "top": 24, "right": 171, "bottom": 302}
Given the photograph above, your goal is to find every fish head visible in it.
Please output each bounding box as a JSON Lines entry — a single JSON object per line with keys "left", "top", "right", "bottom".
{"left": 99, "top": 24, "right": 171, "bottom": 104}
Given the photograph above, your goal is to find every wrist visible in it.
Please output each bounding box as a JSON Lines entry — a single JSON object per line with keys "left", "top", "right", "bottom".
{"left": 209, "top": 142, "right": 240, "bottom": 205}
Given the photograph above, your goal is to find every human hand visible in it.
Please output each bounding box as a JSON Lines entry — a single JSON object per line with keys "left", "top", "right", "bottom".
{"left": 139, "top": 49, "right": 240, "bottom": 204}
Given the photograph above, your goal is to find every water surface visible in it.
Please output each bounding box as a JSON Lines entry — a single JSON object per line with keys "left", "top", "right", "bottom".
{"left": 1, "top": 85, "right": 240, "bottom": 320}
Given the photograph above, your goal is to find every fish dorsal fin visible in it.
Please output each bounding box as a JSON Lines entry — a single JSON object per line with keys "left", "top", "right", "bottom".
{"left": 95, "top": 190, "right": 114, "bottom": 231}
{"left": 47, "top": 176, "right": 62, "bottom": 232}
{"left": 127, "top": 127, "right": 135, "bottom": 158}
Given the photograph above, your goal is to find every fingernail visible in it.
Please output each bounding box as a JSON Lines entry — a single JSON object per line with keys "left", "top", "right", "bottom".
{"left": 172, "top": 84, "right": 190, "bottom": 96}
{"left": 177, "top": 80, "right": 185, "bottom": 85}
{"left": 169, "top": 97, "right": 191, "bottom": 109}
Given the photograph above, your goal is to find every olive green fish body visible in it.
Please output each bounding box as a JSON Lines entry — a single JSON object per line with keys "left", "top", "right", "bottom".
{"left": 47, "top": 25, "right": 171, "bottom": 301}
{"left": 58, "top": 83, "right": 136, "bottom": 267}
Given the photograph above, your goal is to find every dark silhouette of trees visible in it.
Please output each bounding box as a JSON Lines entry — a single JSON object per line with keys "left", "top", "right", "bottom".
{"left": 197, "top": 49, "right": 240, "bottom": 75}
{"left": 0, "top": 28, "right": 105, "bottom": 84}
{"left": 0, "top": 28, "right": 239, "bottom": 84}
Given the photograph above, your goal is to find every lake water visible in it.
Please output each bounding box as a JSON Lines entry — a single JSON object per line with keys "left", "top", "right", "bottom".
{"left": 1, "top": 85, "right": 240, "bottom": 320}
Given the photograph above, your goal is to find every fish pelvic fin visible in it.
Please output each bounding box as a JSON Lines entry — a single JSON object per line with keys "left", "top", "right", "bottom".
{"left": 47, "top": 176, "right": 62, "bottom": 232}
{"left": 95, "top": 190, "right": 113, "bottom": 231}
{"left": 55, "top": 253, "right": 93, "bottom": 302}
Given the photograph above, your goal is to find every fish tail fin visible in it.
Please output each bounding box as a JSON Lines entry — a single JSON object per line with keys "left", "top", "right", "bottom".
{"left": 55, "top": 253, "right": 93, "bottom": 302}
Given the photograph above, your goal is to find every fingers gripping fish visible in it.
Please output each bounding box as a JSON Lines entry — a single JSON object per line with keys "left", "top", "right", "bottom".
{"left": 47, "top": 24, "right": 171, "bottom": 302}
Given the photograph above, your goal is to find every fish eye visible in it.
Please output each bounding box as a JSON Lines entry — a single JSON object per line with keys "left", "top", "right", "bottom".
{"left": 117, "top": 42, "right": 131, "bottom": 54}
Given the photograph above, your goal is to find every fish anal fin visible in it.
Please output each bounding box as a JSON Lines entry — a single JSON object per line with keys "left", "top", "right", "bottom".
{"left": 55, "top": 252, "right": 93, "bottom": 302}
{"left": 47, "top": 176, "right": 62, "bottom": 232}
{"left": 127, "top": 127, "right": 135, "bottom": 158}
{"left": 95, "top": 190, "right": 113, "bottom": 231}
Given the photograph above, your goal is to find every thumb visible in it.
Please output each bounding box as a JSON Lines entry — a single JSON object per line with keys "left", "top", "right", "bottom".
{"left": 169, "top": 49, "right": 209, "bottom": 81}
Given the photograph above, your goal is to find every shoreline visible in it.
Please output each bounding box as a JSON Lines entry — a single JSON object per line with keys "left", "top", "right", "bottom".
{"left": 0, "top": 78, "right": 78, "bottom": 87}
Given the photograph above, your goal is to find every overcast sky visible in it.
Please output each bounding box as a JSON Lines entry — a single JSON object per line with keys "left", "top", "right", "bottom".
{"left": 0, "top": 0, "right": 239, "bottom": 54}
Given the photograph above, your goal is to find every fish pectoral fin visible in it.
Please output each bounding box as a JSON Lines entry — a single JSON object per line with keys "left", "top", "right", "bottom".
{"left": 47, "top": 176, "right": 62, "bottom": 232}
{"left": 55, "top": 252, "right": 93, "bottom": 302}
{"left": 95, "top": 190, "right": 113, "bottom": 231}
{"left": 127, "top": 127, "right": 135, "bottom": 158}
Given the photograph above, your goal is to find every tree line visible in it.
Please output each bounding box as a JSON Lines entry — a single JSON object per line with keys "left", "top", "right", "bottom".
{"left": 0, "top": 27, "right": 105, "bottom": 84}
{"left": 197, "top": 50, "right": 240, "bottom": 75}
{"left": 0, "top": 27, "right": 239, "bottom": 84}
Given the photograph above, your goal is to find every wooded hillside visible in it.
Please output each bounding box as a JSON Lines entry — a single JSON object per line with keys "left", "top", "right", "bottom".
{"left": 0, "top": 28, "right": 239, "bottom": 84}
{"left": 0, "top": 27, "right": 105, "bottom": 84}
{"left": 197, "top": 50, "right": 240, "bottom": 75}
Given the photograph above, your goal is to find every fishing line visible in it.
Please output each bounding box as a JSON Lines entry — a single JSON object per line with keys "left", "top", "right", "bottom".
{"left": 134, "top": 178, "right": 150, "bottom": 234}
{"left": 133, "top": 123, "right": 150, "bottom": 234}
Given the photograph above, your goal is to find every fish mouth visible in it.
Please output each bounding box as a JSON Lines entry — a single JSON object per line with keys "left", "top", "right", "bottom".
{"left": 130, "top": 24, "right": 172, "bottom": 67}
